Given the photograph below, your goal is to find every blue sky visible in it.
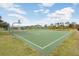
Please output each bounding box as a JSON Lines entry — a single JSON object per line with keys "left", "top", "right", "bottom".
{"left": 0, "top": 3, "right": 79, "bottom": 26}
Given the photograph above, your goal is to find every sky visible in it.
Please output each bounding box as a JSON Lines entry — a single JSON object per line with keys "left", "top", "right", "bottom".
{"left": 0, "top": 3, "right": 79, "bottom": 26}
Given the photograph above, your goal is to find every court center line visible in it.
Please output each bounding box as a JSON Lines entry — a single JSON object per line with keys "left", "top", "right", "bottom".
{"left": 13, "top": 33, "right": 43, "bottom": 49}
{"left": 42, "top": 32, "right": 70, "bottom": 49}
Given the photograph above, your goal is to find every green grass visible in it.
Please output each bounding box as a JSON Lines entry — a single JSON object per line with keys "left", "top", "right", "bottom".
{"left": 0, "top": 31, "right": 39, "bottom": 56}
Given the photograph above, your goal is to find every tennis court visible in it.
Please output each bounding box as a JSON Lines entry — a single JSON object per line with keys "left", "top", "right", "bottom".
{"left": 12, "top": 29, "right": 71, "bottom": 53}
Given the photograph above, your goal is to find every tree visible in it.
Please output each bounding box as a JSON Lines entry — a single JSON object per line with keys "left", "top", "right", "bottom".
{"left": 68, "top": 22, "right": 76, "bottom": 29}
{"left": 0, "top": 20, "right": 4, "bottom": 28}
{"left": 65, "top": 22, "right": 70, "bottom": 25}
{"left": 0, "top": 16, "right": 9, "bottom": 30}
{"left": 3, "top": 22, "right": 9, "bottom": 30}
{"left": 44, "top": 24, "right": 48, "bottom": 29}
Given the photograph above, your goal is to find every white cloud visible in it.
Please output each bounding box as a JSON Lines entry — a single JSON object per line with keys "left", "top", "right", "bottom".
{"left": 7, "top": 7, "right": 74, "bottom": 26}
{"left": 34, "top": 10, "right": 39, "bottom": 13}
{"left": 8, "top": 13, "right": 27, "bottom": 20}
{"left": 48, "top": 7, "right": 74, "bottom": 22}
{"left": 0, "top": 3, "right": 26, "bottom": 15}
{"left": 34, "top": 3, "right": 55, "bottom": 14}
{"left": 8, "top": 8, "right": 26, "bottom": 14}
{"left": 39, "top": 9, "right": 44, "bottom": 12}
{"left": 34, "top": 8, "right": 44, "bottom": 13}
{"left": 33, "top": 7, "right": 74, "bottom": 25}
{"left": 39, "top": 3, "right": 55, "bottom": 8}
{"left": 34, "top": 8, "right": 50, "bottom": 14}
{"left": 0, "top": 3, "right": 20, "bottom": 9}
{"left": 43, "top": 9, "right": 50, "bottom": 13}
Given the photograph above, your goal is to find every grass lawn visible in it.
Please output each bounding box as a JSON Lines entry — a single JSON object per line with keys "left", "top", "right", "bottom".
{"left": 0, "top": 31, "right": 39, "bottom": 56}
{"left": 49, "top": 30, "right": 79, "bottom": 56}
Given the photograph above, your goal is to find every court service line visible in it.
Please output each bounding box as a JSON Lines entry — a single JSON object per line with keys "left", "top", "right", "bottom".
{"left": 42, "top": 32, "right": 71, "bottom": 49}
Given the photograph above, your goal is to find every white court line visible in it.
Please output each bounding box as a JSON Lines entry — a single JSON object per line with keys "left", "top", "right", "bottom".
{"left": 13, "top": 32, "right": 71, "bottom": 50}
{"left": 13, "top": 33, "right": 43, "bottom": 49}
{"left": 42, "top": 32, "right": 70, "bottom": 49}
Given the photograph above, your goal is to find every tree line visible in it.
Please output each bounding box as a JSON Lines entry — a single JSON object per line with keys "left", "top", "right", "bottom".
{"left": 0, "top": 16, "right": 9, "bottom": 30}
{"left": 15, "top": 22, "right": 79, "bottom": 30}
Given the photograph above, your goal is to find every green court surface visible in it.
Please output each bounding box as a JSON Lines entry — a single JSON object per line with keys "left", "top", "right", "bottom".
{"left": 12, "top": 30, "right": 71, "bottom": 53}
